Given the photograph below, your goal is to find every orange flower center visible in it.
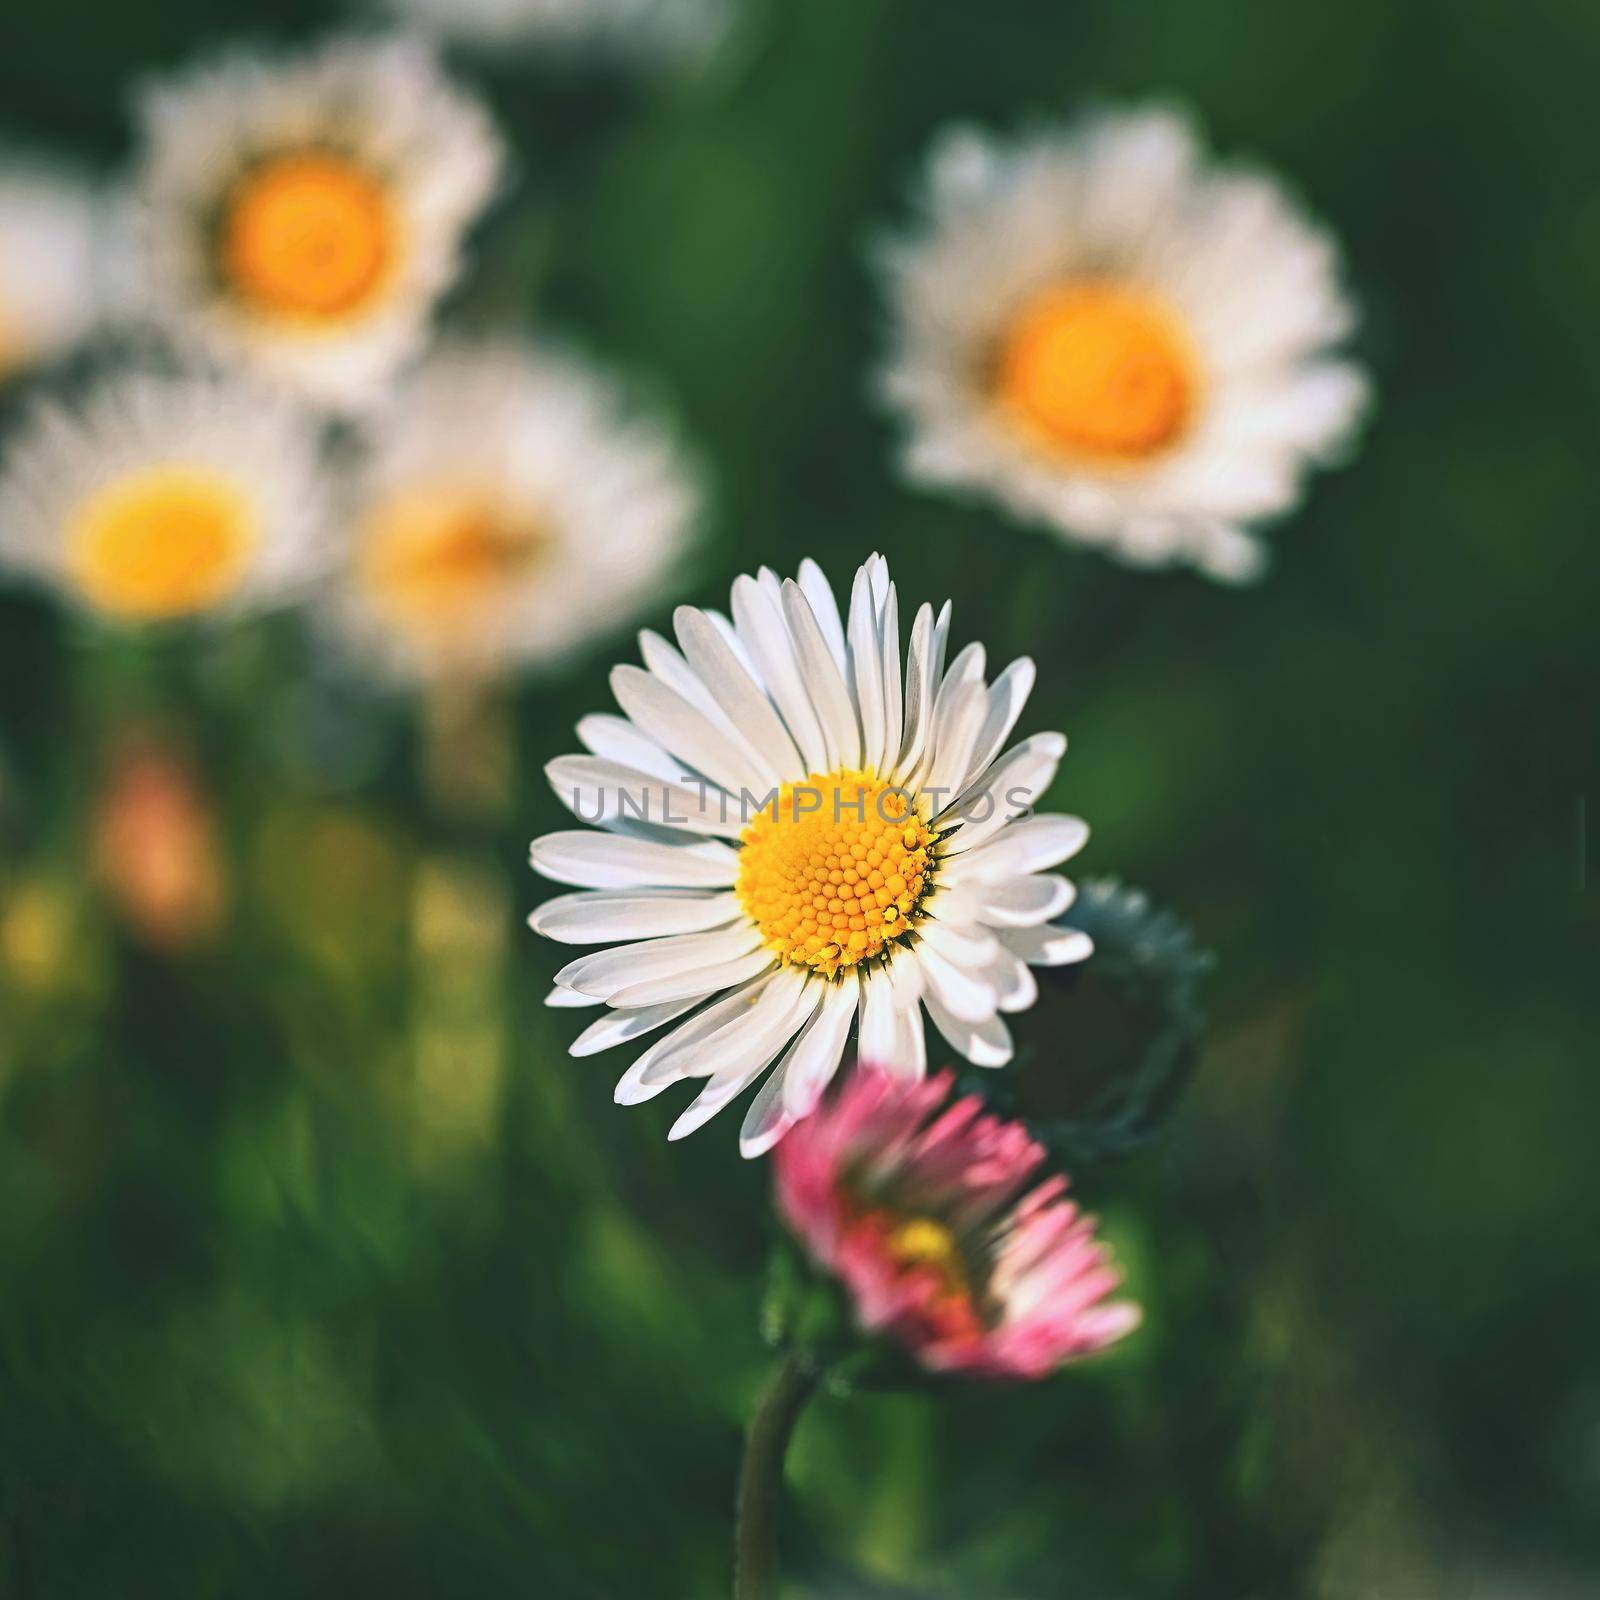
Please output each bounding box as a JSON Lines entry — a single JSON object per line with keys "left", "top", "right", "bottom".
{"left": 68, "top": 466, "right": 257, "bottom": 619}
{"left": 736, "top": 769, "right": 934, "bottom": 976}
{"left": 846, "top": 1204, "right": 987, "bottom": 1340}
{"left": 360, "top": 485, "right": 545, "bottom": 643}
{"left": 883, "top": 1215, "right": 972, "bottom": 1299}
{"left": 220, "top": 152, "right": 395, "bottom": 321}
{"left": 993, "top": 281, "right": 1195, "bottom": 462}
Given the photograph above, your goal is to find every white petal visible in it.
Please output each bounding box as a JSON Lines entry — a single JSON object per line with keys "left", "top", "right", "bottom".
{"left": 571, "top": 997, "right": 697, "bottom": 1058}
{"left": 967, "top": 874, "right": 1076, "bottom": 927}
{"left": 613, "top": 976, "right": 771, "bottom": 1103}
{"left": 879, "top": 582, "right": 903, "bottom": 776}
{"left": 554, "top": 923, "right": 763, "bottom": 1001}
{"left": 609, "top": 945, "right": 776, "bottom": 1009}
{"left": 916, "top": 916, "right": 1002, "bottom": 969}
{"left": 910, "top": 938, "right": 998, "bottom": 1025}
{"left": 529, "top": 889, "right": 742, "bottom": 944}
{"left": 644, "top": 965, "right": 808, "bottom": 1084}
{"left": 674, "top": 606, "right": 804, "bottom": 780}
{"left": 976, "top": 945, "right": 1037, "bottom": 1013}
{"left": 960, "top": 658, "right": 1036, "bottom": 789}
{"left": 931, "top": 640, "right": 985, "bottom": 722}
{"left": 666, "top": 975, "right": 824, "bottom": 1141}
{"left": 577, "top": 714, "right": 682, "bottom": 782}
{"left": 882, "top": 955, "right": 927, "bottom": 1080}
{"left": 930, "top": 601, "right": 953, "bottom": 695}
{"left": 706, "top": 609, "right": 760, "bottom": 680}
{"left": 638, "top": 629, "right": 735, "bottom": 731}
{"left": 668, "top": 1067, "right": 765, "bottom": 1141}
{"left": 546, "top": 755, "right": 744, "bottom": 840}
{"left": 611, "top": 665, "right": 773, "bottom": 797}
{"left": 782, "top": 974, "right": 860, "bottom": 1119}
{"left": 797, "top": 556, "right": 849, "bottom": 672}
{"left": 529, "top": 831, "right": 740, "bottom": 891}
{"left": 847, "top": 565, "right": 888, "bottom": 772}
{"left": 922, "top": 987, "right": 1014, "bottom": 1068}
{"left": 1000, "top": 924, "right": 1095, "bottom": 967}
{"left": 547, "top": 984, "right": 602, "bottom": 1008}
{"left": 738, "top": 978, "right": 852, "bottom": 1157}
{"left": 922, "top": 671, "right": 987, "bottom": 801}
{"left": 940, "top": 814, "right": 1088, "bottom": 883}
{"left": 892, "top": 602, "right": 936, "bottom": 782}
{"left": 857, "top": 963, "right": 899, "bottom": 1068}
{"left": 731, "top": 575, "right": 829, "bottom": 774}
{"left": 782, "top": 578, "right": 861, "bottom": 770}
{"left": 738, "top": 1063, "right": 796, "bottom": 1159}
{"left": 939, "top": 732, "right": 1067, "bottom": 852}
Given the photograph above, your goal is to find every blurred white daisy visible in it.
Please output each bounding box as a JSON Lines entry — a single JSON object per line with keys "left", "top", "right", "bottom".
{"left": 129, "top": 35, "right": 505, "bottom": 411}
{"left": 329, "top": 336, "right": 700, "bottom": 682}
{"left": 0, "top": 155, "right": 103, "bottom": 381}
{"left": 529, "top": 553, "right": 1093, "bottom": 1157}
{"left": 0, "top": 370, "right": 331, "bottom": 623}
{"left": 379, "top": 0, "right": 729, "bottom": 62}
{"left": 876, "top": 106, "right": 1369, "bottom": 582}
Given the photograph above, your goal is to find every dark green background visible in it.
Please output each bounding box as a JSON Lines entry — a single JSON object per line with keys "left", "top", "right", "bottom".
{"left": 3, "top": 1, "right": 1597, "bottom": 1595}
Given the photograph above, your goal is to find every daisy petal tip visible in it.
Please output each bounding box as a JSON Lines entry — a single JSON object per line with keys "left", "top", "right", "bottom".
{"left": 544, "top": 983, "right": 598, "bottom": 1009}
{"left": 738, "top": 1120, "right": 792, "bottom": 1161}
{"left": 665, "top": 1109, "right": 703, "bottom": 1142}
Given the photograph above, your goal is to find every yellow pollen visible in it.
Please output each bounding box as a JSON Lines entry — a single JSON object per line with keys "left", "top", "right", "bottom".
{"left": 67, "top": 466, "right": 257, "bottom": 620}
{"left": 736, "top": 768, "right": 934, "bottom": 977}
{"left": 220, "top": 152, "right": 395, "bottom": 321}
{"left": 884, "top": 1215, "right": 972, "bottom": 1301}
{"left": 359, "top": 485, "right": 545, "bottom": 642}
{"left": 993, "top": 281, "right": 1196, "bottom": 462}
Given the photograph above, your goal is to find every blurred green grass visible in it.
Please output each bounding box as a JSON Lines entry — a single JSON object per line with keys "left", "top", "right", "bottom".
{"left": 3, "top": 1, "right": 1599, "bottom": 1596}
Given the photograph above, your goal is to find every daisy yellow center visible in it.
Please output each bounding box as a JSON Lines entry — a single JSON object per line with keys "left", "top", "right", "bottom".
{"left": 736, "top": 768, "right": 934, "bottom": 977}
{"left": 994, "top": 281, "right": 1195, "bottom": 461}
{"left": 884, "top": 1215, "right": 971, "bottom": 1298}
{"left": 360, "top": 486, "right": 545, "bottom": 639}
{"left": 67, "top": 466, "right": 257, "bottom": 619}
{"left": 220, "top": 152, "right": 394, "bottom": 320}
{"left": 849, "top": 1203, "right": 984, "bottom": 1337}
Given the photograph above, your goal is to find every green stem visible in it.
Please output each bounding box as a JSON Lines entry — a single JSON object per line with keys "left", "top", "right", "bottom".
{"left": 734, "top": 1350, "right": 818, "bottom": 1600}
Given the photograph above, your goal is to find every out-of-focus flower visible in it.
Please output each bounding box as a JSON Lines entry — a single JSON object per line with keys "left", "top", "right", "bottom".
{"left": 529, "top": 553, "right": 1092, "bottom": 1156}
{"left": 1009, "top": 877, "right": 1213, "bottom": 1162}
{"left": 774, "top": 1067, "right": 1139, "bottom": 1379}
{"left": 0, "top": 876, "right": 82, "bottom": 994}
{"left": 93, "top": 738, "right": 225, "bottom": 951}
{"left": 875, "top": 105, "right": 1369, "bottom": 583}
{"left": 327, "top": 336, "right": 699, "bottom": 682}
{"left": 0, "top": 155, "right": 103, "bottom": 381}
{"left": 378, "top": 0, "right": 729, "bottom": 63}
{"left": 0, "top": 369, "right": 331, "bottom": 623}
{"left": 128, "top": 35, "right": 505, "bottom": 411}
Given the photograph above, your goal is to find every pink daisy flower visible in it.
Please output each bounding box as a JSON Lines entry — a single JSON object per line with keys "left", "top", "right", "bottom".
{"left": 773, "top": 1067, "right": 1141, "bottom": 1380}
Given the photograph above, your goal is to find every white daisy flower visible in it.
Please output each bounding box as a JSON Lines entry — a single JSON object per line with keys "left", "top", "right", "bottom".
{"left": 528, "top": 553, "right": 1093, "bottom": 1157}
{"left": 327, "top": 335, "right": 700, "bottom": 682}
{"left": 378, "top": 0, "right": 728, "bottom": 62}
{"left": 876, "top": 105, "right": 1370, "bottom": 583}
{"left": 0, "top": 369, "right": 331, "bottom": 624}
{"left": 128, "top": 35, "right": 506, "bottom": 411}
{"left": 0, "top": 156, "right": 105, "bottom": 382}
